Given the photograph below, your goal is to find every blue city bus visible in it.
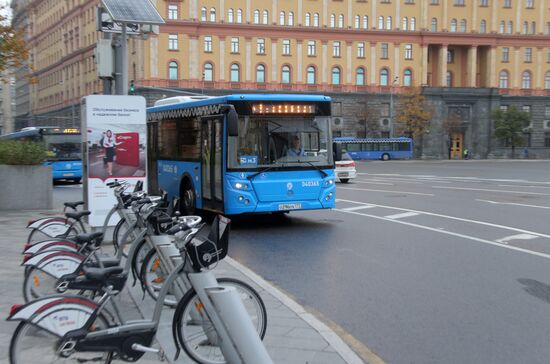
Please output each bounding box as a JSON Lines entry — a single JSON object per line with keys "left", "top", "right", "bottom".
{"left": 0, "top": 127, "right": 83, "bottom": 181}
{"left": 147, "top": 94, "right": 336, "bottom": 215}
{"left": 334, "top": 137, "right": 413, "bottom": 161}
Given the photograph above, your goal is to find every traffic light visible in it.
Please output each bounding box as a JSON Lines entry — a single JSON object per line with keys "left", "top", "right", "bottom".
{"left": 129, "top": 80, "right": 135, "bottom": 94}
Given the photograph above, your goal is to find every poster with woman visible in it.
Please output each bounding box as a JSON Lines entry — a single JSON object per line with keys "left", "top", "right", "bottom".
{"left": 82, "top": 95, "right": 147, "bottom": 226}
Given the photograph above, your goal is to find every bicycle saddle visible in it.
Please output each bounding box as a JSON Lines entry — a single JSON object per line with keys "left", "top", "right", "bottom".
{"left": 63, "top": 201, "right": 85, "bottom": 210}
{"left": 65, "top": 211, "right": 91, "bottom": 220}
{"left": 83, "top": 266, "right": 124, "bottom": 283}
{"left": 74, "top": 232, "right": 103, "bottom": 245}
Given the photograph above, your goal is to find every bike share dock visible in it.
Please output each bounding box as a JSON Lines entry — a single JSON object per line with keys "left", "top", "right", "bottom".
{"left": 0, "top": 208, "right": 367, "bottom": 364}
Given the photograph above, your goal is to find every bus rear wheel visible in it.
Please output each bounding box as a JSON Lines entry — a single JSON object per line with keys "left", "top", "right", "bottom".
{"left": 181, "top": 182, "right": 196, "bottom": 215}
{"left": 381, "top": 153, "right": 390, "bottom": 161}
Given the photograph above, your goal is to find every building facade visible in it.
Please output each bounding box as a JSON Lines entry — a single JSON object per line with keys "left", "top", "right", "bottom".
{"left": 10, "top": 0, "right": 31, "bottom": 131}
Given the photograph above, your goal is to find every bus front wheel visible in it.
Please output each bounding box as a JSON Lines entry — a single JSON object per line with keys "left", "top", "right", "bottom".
{"left": 181, "top": 182, "right": 196, "bottom": 215}
{"left": 381, "top": 153, "right": 390, "bottom": 161}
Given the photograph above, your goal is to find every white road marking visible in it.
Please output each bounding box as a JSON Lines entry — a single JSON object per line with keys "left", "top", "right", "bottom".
{"left": 385, "top": 212, "right": 420, "bottom": 219}
{"left": 476, "top": 199, "right": 550, "bottom": 210}
{"left": 341, "top": 205, "right": 376, "bottom": 211}
{"left": 353, "top": 180, "right": 394, "bottom": 186}
{"left": 364, "top": 173, "right": 550, "bottom": 185}
{"left": 498, "top": 184, "right": 550, "bottom": 189}
{"left": 337, "top": 198, "right": 550, "bottom": 239}
{"left": 335, "top": 208, "right": 550, "bottom": 261}
{"left": 496, "top": 234, "right": 539, "bottom": 245}
{"left": 432, "top": 185, "right": 550, "bottom": 196}
{"left": 338, "top": 186, "right": 434, "bottom": 196}
{"left": 368, "top": 177, "right": 424, "bottom": 185}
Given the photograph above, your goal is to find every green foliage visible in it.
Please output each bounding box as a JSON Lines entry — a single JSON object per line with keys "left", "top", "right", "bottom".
{"left": 0, "top": 140, "right": 47, "bottom": 165}
{"left": 0, "top": 6, "right": 29, "bottom": 77}
{"left": 492, "top": 106, "right": 531, "bottom": 149}
{"left": 395, "top": 90, "right": 432, "bottom": 139}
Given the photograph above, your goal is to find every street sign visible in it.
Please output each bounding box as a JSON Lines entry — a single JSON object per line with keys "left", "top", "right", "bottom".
{"left": 97, "top": 7, "right": 140, "bottom": 35}
{"left": 101, "top": 0, "right": 165, "bottom": 25}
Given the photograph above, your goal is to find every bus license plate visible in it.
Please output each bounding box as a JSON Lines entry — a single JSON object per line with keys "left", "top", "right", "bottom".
{"left": 63, "top": 173, "right": 75, "bottom": 177}
{"left": 278, "top": 203, "right": 301, "bottom": 211}
{"left": 338, "top": 172, "right": 348, "bottom": 177}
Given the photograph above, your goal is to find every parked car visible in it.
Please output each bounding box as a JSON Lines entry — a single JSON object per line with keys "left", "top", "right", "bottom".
{"left": 335, "top": 151, "right": 357, "bottom": 183}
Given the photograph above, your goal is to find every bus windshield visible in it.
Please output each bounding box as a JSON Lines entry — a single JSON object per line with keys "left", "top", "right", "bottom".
{"left": 228, "top": 116, "right": 333, "bottom": 170}
{"left": 43, "top": 134, "right": 81, "bottom": 160}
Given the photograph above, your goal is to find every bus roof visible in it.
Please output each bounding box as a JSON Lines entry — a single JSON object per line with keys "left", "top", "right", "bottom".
{"left": 147, "top": 94, "right": 332, "bottom": 114}
{"left": 334, "top": 137, "right": 412, "bottom": 142}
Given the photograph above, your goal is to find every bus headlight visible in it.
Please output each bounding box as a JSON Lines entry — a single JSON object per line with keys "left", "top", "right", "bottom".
{"left": 325, "top": 192, "right": 333, "bottom": 201}
{"left": 325, "top": 179, "right": 334, "bottom": 187}
{"left": 235, "top": 182, "right": 247, "bottom": 189}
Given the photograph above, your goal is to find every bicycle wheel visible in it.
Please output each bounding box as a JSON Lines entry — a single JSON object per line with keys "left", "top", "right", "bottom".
{"left": 141, "top": 249, "right": 178, "bottom": 307}
{"left": 175, "top": 278, "right": 267, "bottom": 364}
{"left": 23, "top": 267, "right": 60, "bottom": 303}
{"left": 9, "top": 313, "right": 113, "bottom": 364}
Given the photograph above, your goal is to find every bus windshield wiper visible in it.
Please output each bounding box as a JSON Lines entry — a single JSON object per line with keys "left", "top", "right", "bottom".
{"left": 287, "top": 160, "right": 328, "bottom": 178}
{"left": 246, "top": 165, "right": 278, "bottom": 181}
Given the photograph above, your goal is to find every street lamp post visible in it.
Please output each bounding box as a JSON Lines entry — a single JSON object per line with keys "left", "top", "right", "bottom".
{"left": 389, "top": 75, "right": 399, "bottom": 138}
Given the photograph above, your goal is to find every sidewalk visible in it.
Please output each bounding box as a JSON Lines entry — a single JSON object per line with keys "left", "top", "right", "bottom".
{"left": 0, "top": 208, "right": 367, "bottom": 364}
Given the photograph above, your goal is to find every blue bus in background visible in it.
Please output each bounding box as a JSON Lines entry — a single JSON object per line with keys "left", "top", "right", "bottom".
{"left": 147, "top": 94, "right": 336, "bottom": 215}
{"left": 334, "top": 137, "right": 413, "bottom": 161}
{"left": 0, "top": 127, "right": 83, "bottom": 182}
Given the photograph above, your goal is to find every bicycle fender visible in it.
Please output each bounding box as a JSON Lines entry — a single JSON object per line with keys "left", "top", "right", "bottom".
{"left": 23, "top": 240, "right": 79, "bottom": 255}
{"left": 23, "top": 251, "right": 84, "bottom": 278}
{"left": 29, "top": 222, "right": 72, "bottom": 239}
{"left": 7, "top": 295, "right": 98, "bottom": 337}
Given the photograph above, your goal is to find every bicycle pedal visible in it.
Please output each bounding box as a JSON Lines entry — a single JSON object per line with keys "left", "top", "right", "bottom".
{"left": 131, "top": 343, "right": 159, "bottom": 354}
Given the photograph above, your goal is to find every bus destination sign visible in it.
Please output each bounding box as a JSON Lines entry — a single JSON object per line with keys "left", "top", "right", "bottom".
{"left": 42, "top": 128, "right": 81, "bottom": 134}
{"left": 251, "top": 103, "right": 315, "bottom": 115}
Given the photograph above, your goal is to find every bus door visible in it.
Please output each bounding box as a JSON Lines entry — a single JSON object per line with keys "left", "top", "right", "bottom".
{"left": 200, "top": 116, "right": 224, "bottom": 212}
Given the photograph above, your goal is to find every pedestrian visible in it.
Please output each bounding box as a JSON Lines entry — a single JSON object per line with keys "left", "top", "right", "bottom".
{"left": 463, "top": 148, "right": 469, "bottom": 160}
{"left": 102, "top": 130, "right": 123, "bottom": 176}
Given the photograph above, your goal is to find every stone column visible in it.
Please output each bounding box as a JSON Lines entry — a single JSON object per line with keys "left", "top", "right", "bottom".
{"left": 245, "top": 37, "right": 252, "bottom": 82}
{"left": 189, "top": 35, "right": 199, "bottom": 80}
{"left": 346, "top": 41, "right": 352, "bottom": 84}
{"left": 442, "top": 0, "right": 448, "bottom": 31}
{"left": 297, "top": 40, "right": 303, "bottom": 82}
{"left": 491, "top": 0, "right": 498, "bottom": 32}
{"left": 394, "top": 43, "right": 401, "bottom": 79}
{"left": 487, "top": 46, "right": 496, "bottom": 87}
{"left": 321, "top": 41, "right": 328, "bottom": 84}
{"left": 271, "top": 39, "right": 278, "bottom": 82}
{"left": 370, "top": 42, "right": 377, "bottom": 85}
{"left": 421, "top": 45, "right": 429, "bottom": 86}
{"left": 536, "top": 47, "right": 543, "bottom": 89}
{"left": 513, "top": 46, "right": 520, "bottom": 88}
{"left": 467, "top": 45, "right": 477, "bottom": 87}
{"left": 219, "top": 38, "right": 225, "bottom": 80}
{"left": 471, "top": 0, "right": 477, "bottom": 32}
{"left": 439, "top": 44, "right": 448, "bottom": 87}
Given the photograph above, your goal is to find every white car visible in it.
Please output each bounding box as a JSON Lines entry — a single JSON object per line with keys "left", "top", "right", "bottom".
{"left": 335, "top": 152, "right": 357, "bottom": 183}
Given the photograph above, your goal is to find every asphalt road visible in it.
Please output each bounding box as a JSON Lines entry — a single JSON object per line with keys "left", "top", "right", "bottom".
{"left": 227, "top": 160, "right": 550, "bottom": 364}
{"left": 52, "top": 160, "right": 550, "bottom": 364}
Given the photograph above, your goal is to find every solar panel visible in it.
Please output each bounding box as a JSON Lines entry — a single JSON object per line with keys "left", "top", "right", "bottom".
{"left": 101, "top": 0, "right": 165, "bottom": 25}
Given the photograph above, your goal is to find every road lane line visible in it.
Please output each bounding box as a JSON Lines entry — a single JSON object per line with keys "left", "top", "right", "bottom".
{"left": 338, "top": 187, "right": 434, "bottom": 196}
{"left": 476, "top": 199, "right": 550, "bottom": 210}
{"left": 352, "top": 180, "right": 395, "bottom": 186}
{"left": 341, "top": 205, "right": 377, "bottom": 211}
{"left": 334, "top": 208, "right": 550, "bottom": 261}
{"left": 364, "top": 173, "right": 550, "bottom": 185}
{"left": 385, "top": 212, "right": 420, "bottom": 219}
{"left": 336, "top": 198, "right": 550, "bottom": 239}
{"left": 496, "top": 234, "right": 539, "bottom": 244}
{"left": 432, "top": 186, "right": 550, "bottom": 196}
{"left": 498, "top": 184, "right": 550, "bottom": 189}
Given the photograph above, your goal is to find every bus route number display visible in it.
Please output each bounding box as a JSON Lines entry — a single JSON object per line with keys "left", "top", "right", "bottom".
{"left": 251, "top": 103, "right": 315, "bottom": 115}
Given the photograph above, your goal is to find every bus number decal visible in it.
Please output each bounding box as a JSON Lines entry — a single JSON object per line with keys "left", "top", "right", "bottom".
{"left": 302, "top": 181, "right": 320, "bottom": 187}
{"left": 239, "top": 156, "right": 258, "bottom": 166}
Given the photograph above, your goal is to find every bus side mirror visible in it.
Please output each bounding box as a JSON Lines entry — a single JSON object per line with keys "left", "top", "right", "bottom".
{"left": 333, "top": 143, "right": 342, "bottom": 161}
{"left": 227, "top": 109, "right": 239, "bottom": 137}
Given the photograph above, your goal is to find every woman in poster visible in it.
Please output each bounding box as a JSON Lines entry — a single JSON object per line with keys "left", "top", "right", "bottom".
{"left": 102, "top": 129, "right": 123, "bottom": 176}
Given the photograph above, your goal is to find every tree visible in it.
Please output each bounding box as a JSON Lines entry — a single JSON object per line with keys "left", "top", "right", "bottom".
{"left": 492, "top": 106, "right": 531, "bottom": 158}
{"left": 0, "top": 6, "right": 28, "bottom": 78}
{"left": 394, "top": 89, "right": 432, "bottom": 139}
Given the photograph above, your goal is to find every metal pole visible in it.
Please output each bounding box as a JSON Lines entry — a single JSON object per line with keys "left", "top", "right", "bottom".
{"left": 114, "top": 33, "right": 123, "bottom": 95}
{"left": 121, "top": 23, "right": 128, "bottom": 95}
{"left": 103, "top": 33, "right": 112, "bottom": 95}
{"left": 390, "top": 88, "right": 393, "bottom": 138}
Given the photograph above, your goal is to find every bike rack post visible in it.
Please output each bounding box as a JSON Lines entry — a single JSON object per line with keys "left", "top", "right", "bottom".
{"left": 207, "top": 286, "right": 274, "bottom": 364}
{"left": 150, "top": 235, "right": 190, "bottom": 300}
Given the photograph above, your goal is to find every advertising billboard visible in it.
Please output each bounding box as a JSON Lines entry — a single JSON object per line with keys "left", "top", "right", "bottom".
{"left": 81, "top": 95, "right": 147, "bottom": 227}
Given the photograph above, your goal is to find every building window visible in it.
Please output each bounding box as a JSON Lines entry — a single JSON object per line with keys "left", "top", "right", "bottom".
{"left": 480, "top": 0, "right": 488, "bottom": 6}
{"left": 282, "top": 39, "right": 291, "bottom": 55}
{"left": 356, "top": 67, "right": 365, "bottom": 85}
{"left": 236, "top": 9, "right": 243, "bottom": 23}
{"left": 455, "top": 0, "right": 465, "bottom": 4}
{"left": 404, "top": 44, "right": 413, "bottom": 60}
{"left": 526, "top": 0, "right": 534, "bottom": 8}
{"left": 227, "top": 8, "right": 234, "bottom": 23}
{"left": 386, "top": 16, "right": 392, "bottom": 30}
{"left": 231, "top": 37, "right": 239, "bottom": 53}
{"left": 230, "top": 63, "right": 240, "bottom": 82}
{"left": 523, "top": 21, "right": 529, "bottom": 34}
{"left": 332, "top": 67, "right": 341, "bottom": 85}
{"left": 357, "top": 42, "right": 365, "bottom": 58}
{"left": 279, "top": 11, "right": 285, "bottom": 25}
{"left": 305, "top": 13, "right": 311, "bottom": 26}
{"left": 380, "top": 68, "right": 389, "bottom": 86}
{"left": 307, "top": 40, "right": 316, "bottom": 56}
{"left": 447, "top": 49, "right": 455, "bottom": 63}
{"left": 500, "top": 105, "right": 509, "bottom": 112}
{"left": 281, "top": 65, "right": 291, "bottom": 83}
{"left": 355, "top": 15, "right": 361, "bottom": 29}
{"left": 431, "top": 18, "right": 438, "bottom": 31}
{"left": 507, "top": 21, "right": 513, "bottom": 34}
{"left": 363, "top": 16, "right": 368, "bottom": 29}
{"left": 254, "top": 10, "right": 260, "bottom": 24}
{"left": 525, "top": 48, "right": 532, "bottom": 62}
{"left": 403, "top": 69, "right": 412, "bottom": 86}
{"left": 378, "top": 16, "right": 384, "bottom": 29}
{"left": 460, "top": 19, "right": 467, "bottom": 32}
{"left": 306, "top": 66, "right": 316, "bottom": 84}
{"left": 381, "top": 43, "right": 389, "bottom": 59}
{"left": 545, "top": 71, "right": 550, "bottom": 89}
{"left": 288, "top": 12, "right": 294, "bottom": 26}
{"left": 446, "top": 71, "right": 453, "bottom": 87}
{"left": 480, "top": 20, "right": 487, "bottom": 33}
{"left": 257, "top": 38, "right": 265, "bottom": 54}
{"left": 338, "top": 14, "right": 344, "bottom": 28}
{"left": 500, "top": 21, "right": 505, "bottom": 33}
{"left": 204, "top": 36, "right": 212, "bottom": 52}
{"left": 210, "top": 8, "right": 216, "bottom": 22}
{"left": 499, "top": 70, "right": 509, "bottom": 88}
{"left": 262, "top": 10, "right": 269, "bottom": 24}
{"left": 545, "top": 132, "right": 550, "bottom": 148}
{"left": 330, "top": 14, "right": 336, "bottom": 28}
{"left": 203, "top": 63, "right": 213, "bottom": 81}
{"left": 313, "top": 13, "right": 319, "bottom": 27}
{"left": 166, "top": 61, "right": 178, "bottom": 81}
{"left": 450, "top": 19, "right": 457, "bottom": 32}
{"left": 431, "top": 0, "right": 439, "bottom": 3}
{"left": 410, "top": 17, "right": 416, "bottom": 31}
{"left": 201, "top": 7, "right": 207, "bottom": 21}
{"left": 168, "top": 5, "right": 178, "bottom": 20}
{"left": 522, "top": 105, "right": 532, "bottom": 114}
{"left": 256, "top": 64, "right": 265, "bottom": 83}
{"left": 402, "top": 17, "right": 408, "bottom": 31}
{"left": 504, "top": 0, "right": 511, "bottom": 7}
{"left": 502, "top": 47, "right": 509, "bottom": 62}
{"left": 522, "top": 71, "right": 531, "bottom": 88}
{"left": 168, "top": 34, "right": 178, "bottom": 50}
{"left": 333, "top": 41, "right": 341, "bottom": 57}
